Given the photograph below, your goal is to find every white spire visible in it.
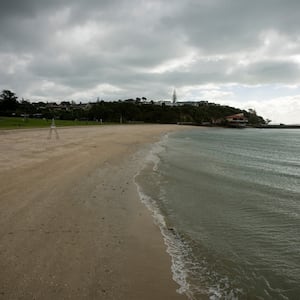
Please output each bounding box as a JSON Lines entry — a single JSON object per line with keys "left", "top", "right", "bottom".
{"left": 172, "top": 89, "right": 177, "bottom": 104}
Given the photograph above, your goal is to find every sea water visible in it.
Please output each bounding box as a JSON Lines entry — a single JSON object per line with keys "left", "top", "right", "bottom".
{"left": 135, "top": 128, "right": 300, "bottom": 300}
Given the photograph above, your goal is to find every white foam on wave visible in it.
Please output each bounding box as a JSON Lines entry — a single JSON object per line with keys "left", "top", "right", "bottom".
{"left": 134, "top": 177, "right": 195, "bottom": 299}
{"left": 143, "top": 133, "right": 169, "bottom": 171}
{"left": 133, "top": 134, "right": 195, "bottom": 299}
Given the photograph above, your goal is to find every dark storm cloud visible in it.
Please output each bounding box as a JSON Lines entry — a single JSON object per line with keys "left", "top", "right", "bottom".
{"left": 160, "top": 0, "right": 300, "bottom": 53}
{"left": 1, "top": 0, "right": 300, "bottom": 101}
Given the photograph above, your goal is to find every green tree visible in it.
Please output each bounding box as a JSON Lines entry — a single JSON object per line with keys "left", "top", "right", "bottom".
{"left": 0, "top": 90, "right": 19, "bottom": 113}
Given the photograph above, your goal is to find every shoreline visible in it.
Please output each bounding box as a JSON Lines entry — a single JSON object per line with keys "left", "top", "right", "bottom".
{"left": 0, "top": 125, "right": 188, "bottom": 299}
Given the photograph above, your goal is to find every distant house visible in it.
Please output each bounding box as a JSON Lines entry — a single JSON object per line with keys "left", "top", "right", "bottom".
{"left": 225, "top": 113, "right": 248, "bottom": 127}
{"left": 176, "top": 101, "right": 199, "bottom": 107}
{"left": 157, "top": 100, "right": 173, "bottom": 106}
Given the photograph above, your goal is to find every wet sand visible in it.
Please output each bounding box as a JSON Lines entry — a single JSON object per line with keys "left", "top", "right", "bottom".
{"left": 0, "top": 125, "right": 188, "bottom": 300}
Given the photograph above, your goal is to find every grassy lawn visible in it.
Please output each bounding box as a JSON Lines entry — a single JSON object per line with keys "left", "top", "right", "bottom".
{"left": 0, "top": 117, "right": 108, "bottom": 129}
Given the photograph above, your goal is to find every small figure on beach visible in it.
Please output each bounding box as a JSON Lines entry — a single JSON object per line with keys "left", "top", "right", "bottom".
{"left": 47, "top": 118, "right": 59, "bottom": 139}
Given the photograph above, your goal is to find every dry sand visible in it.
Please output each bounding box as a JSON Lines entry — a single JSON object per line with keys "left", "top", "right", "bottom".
{"left": 0, "top": 125, "right": 188, "bottom": 300}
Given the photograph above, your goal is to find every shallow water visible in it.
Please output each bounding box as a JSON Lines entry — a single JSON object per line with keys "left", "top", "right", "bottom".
{"left": 135, "top": 128, "right": 300, "bottom": 300}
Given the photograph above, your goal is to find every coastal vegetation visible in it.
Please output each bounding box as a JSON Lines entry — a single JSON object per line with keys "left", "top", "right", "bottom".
{"left": 0, "top": 89, "right": 265, "bottom": 128}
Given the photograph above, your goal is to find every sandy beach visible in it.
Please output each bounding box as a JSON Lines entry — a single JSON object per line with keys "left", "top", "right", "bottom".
{"left": 0, "top": 124, "right": 188, "bottom": 300}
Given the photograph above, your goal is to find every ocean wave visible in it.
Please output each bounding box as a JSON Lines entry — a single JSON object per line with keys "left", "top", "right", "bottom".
{"left": 133, "top": 133, "right": 247, "bottom": 300}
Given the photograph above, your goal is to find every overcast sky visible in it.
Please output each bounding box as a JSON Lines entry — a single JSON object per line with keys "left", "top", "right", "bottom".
{"left": 1, "top": 0, "right": 300, "bottom": 123}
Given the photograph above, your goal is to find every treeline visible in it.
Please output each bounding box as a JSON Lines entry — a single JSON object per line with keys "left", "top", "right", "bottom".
{"left": 0, "top": 89, "right": 265, "bottom": 125}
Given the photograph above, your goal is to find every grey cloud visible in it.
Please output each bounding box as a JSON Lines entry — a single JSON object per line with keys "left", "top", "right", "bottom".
{"left": 236, "top": 60, "right": 300, "bottom": 84}
{"left": 160, "top": 0, "right": 300, "bottom": 54}
{"left": 1, "top": 0, "right": 300, "bottom": 101}
{"left": 0, "top": 0, "right": 60, "bottom": 19}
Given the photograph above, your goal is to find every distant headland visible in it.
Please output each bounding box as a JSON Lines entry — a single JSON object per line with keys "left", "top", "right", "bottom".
{"left": 0, "top": 89, "right": 268, "bottom": 128}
